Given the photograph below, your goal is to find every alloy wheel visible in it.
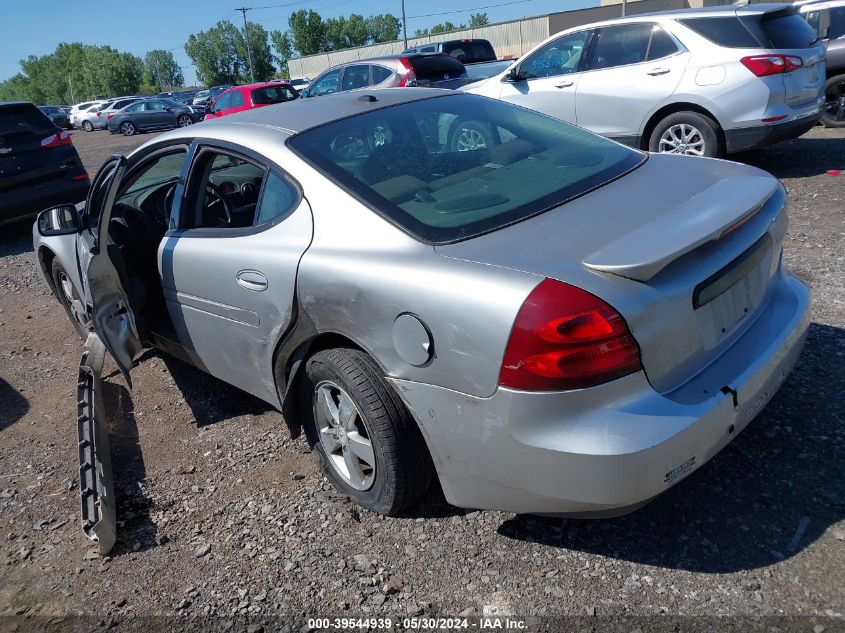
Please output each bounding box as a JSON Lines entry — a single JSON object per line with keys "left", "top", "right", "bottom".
{"left": 313, "top": 380, "right": 375, "bottom": 491}
{"left": 658, "top": 123, "right": 705, "bottom": 156}
{"left": 178, "top": 115, "right": 192, "bottom": 127}
{"left": 121, "top": 122, "right": 135, "bottom": 136}
{"left": 455, "top": 127, "right": 488, "bottom": 152}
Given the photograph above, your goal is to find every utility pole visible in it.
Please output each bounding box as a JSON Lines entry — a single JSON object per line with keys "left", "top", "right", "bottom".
{"left": 622, "top": 0, "right": 627, "bottom": 16}
{"left": 68, "top": 74, "right": 76, "bottom": 104}
{"left": 237, "top": 6, "right": 256, "bottom": 83}
{"left": 401, "top": 0, "right": 408, "bottom": 48}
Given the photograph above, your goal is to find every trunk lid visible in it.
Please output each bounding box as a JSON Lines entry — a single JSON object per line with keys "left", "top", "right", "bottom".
{"left": 0, "top": 103, "right": 60, "bottom": 190}
{"left": 436, "top": 155, "right": 788, "bottom": 396}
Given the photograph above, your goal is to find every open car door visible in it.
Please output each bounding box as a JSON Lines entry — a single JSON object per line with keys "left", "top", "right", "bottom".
{"left": 75, "top": 154, "right": 143, "bottom": 554}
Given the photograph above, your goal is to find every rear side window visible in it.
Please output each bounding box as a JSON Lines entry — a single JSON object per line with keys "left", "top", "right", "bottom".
{"left": 742, "top": 11, "right": 819, "bottom": 49}
{"left": 408, "top": 55, "right": 466, "bottom": 82}
{"left": 679, "top": 17, "right": 760, "bottom": 48}
{"left": 251, "top": 85, "right": 297, "bottom": 104}
{"left": 229, "top": 91, "right": 246, "bottom": 108}
{"left": 0, "top": 104, "right": 54, "bottom": 138}
{"left": 442, "top": 40, "right": 496, "bottom": 64}
{"left": 372, "top": 65, "right": 393, "bottom": 84}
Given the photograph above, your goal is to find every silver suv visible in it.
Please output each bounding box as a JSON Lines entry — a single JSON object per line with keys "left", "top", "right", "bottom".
{"left": 465, "top": 4, "right": 825, "bottom": 157}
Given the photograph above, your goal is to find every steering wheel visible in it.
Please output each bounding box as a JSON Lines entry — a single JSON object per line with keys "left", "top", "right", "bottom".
{"left": 205, "top": 182, "right": 232, "bottom": 225}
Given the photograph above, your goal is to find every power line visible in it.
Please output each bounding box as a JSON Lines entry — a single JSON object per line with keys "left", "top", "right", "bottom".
{"left": 407, "top": 0, "right": 534, "bottom": 20}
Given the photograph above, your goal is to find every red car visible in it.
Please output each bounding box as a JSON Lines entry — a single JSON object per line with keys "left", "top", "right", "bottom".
{"left": 203, "top": 82, "right": 299, "bottom": 120}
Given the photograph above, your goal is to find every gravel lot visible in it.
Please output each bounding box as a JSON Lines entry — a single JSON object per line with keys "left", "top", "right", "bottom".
{"left": 0, "top": 126, "right": 843, "bottom": 628}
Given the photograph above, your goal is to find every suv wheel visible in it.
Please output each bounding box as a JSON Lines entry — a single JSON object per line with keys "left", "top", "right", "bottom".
{"left": 821, "top": 75, "right": 845, "bottom": 128}
{"left": 649, "top": 111, "right": 722, "bottom": 158}
{"left": 449, "top": 120, "right": 496, "bottom": 152}
{"left": 120, "top": 121, "right": 136, "bottom": 136}
{"left": 81, "top": 120, "right": 93, "bottom": 132}
{"left": 298, "top": 348, "right": 433, "bottom": 515}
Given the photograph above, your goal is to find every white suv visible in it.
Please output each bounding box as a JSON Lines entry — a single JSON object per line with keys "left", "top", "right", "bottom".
{"left": 465, "top": 4, "right": 825, "bottom": 157}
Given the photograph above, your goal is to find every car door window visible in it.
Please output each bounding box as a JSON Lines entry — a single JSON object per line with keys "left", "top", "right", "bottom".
{"left": 341, "top": 65, "right": 371, "bottom": 91}
{"left": 255, "top": 172, "right": 299, "bottom": 225}
{"left": 214, "top": 92, "right": 232, "bottom": 112}
{"left": 229, "top": 91, "right": 245, "bottom": 107}
{"left": 591, "top": 24, "right": 654, "bottom": 70}
{"left": 126, "top": 102, "right": 145, "bottom": 113}
{"left": 147, "top": 101, "right": 168, "bottom": 111}
{"left": 112, "top": 150, "right": 188, "bottom": 231}
{"left": 830, "top": 7, "right": 845, "bottom": 39}
{"left": 646, "top": 25, "right": 680, "bottom": 60}
{"left": 371, "top": 65, "right": 393, "bottom": 84}
{"left": 184, "top": 151, "right": 268, "bottom": 230}
{"left": 311, "top": 69, "right": 341, "bottom": 96}
{"left": 520, "top": 31, "right": 589, "bottom": 79}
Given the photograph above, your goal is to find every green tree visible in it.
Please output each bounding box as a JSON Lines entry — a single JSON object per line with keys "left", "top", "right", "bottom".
{"left": 143, "top": 49, "right": 184, "bottom": 91}
{"left": 270, "top": 30, "right": 294, "bottom": 77}
{"left": 367, "top": 14, "right": 401, "bottom": 43}
{"left": 414, "top": 28, "right": 430, "bottom": 37}
{"left": 289, "top": 10, "right": 326, "bottom": 56}
{"left": 469, "top": 12, "right": 489, "bottom": 27}
{"left": 237, "top": 21, "right": 275, "bottom": 81}
{"left": 430, "top": 21, "right": 464, "bottom": 34}
{"left": 185, "top": 20, "right": 245, "bottom": 86}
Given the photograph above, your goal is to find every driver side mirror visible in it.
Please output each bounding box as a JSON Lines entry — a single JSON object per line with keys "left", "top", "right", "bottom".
{"left": 503, "top": 67, "right": 523, "bottom": 83}
{"left": 37, "top": 204, "right": 79, "bottom": 236}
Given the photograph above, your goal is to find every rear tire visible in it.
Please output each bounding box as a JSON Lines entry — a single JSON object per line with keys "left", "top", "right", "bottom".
{"left": 298, "top": 347, "right": 433, "bottom": 515}
{"left": 50, "top": 259, "right": 89, "bottom": 340}
{"left": 81, "top": 120, "right": 93, "bottom": 132}
{"left": 821, "top": 75, "right": 845, "bottom": 128}
{"left": 120, "top": 121, "right": 136, "bottom": 136}
{"left": 648, "top": 111, "right": 722, "bottom": 158}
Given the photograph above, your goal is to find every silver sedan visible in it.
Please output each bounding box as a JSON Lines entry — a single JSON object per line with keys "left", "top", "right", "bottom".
{"left": 33, "top": 89, "right": 808, "bottom": 552}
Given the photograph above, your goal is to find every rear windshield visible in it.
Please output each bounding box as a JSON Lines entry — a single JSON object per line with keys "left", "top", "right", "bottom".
{"left": 408, "top": 55, "right": 467, "bottom": 81}
{"left": 251, "top": 85, "right": 298, "bottom": 105}
{"left": 287, "top": 94, "right": 643, "bottom": 243}
{"left": 40, "top": 106, "right": 62, "bottom": 114}
{"left": 442, "top": 40, "right": 496, "bottom": 64}
{"left": 741, "top": 10, "right": 819, "bottom": 49}
{"left": 0, "top": 104, "right": 55, "bottom": 138}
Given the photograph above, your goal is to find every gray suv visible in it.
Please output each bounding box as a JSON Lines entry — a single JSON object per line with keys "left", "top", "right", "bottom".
{"left": 797, "top": 0, "right": 845, "bottom": 125}
{"left": 466, "top": 4, "right": 825, "bottom": 157}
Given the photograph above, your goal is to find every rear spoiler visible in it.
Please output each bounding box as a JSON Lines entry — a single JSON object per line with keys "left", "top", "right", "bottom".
{"left": 582, "top": 176, "right": 780, "bottom": 282}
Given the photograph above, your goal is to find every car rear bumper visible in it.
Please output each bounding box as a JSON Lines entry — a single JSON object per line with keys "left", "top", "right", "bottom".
{"left": 0, "top": 176, "right": 89, "bottom": 225}
{"left": 725, "top": 109, "right": 822, "bottom": 153}
{"left": 391, "top": 271, "right": 810, "bottom": 516}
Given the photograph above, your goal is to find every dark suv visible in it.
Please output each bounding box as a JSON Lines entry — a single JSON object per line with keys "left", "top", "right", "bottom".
{"left": 0, "top": 102, "right": 89, "bottom": 225}
{"left": 797, "top": 0, "right": 845, "bottom": 126}
{"left": 402, "top": 39, "right": 497, "bottom": 65}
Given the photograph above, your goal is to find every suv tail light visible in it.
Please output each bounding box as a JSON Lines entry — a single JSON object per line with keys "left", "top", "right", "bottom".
{"left": 397, "top": 57, "right": 418, "bottom": 87}
{"left": 96, "top": 111, "right": 102, "bottom": 116}
{"left": 107, "top": 114, "right": 114, "bottom": 120}
{"left": 40, "top": 131, "right": 72, "bottom": 148}
{"left": 499, "top": 279, "right": 642, "bottom": 391}
{"left": 740, "top": 54, "right": 803, "bottom": 77}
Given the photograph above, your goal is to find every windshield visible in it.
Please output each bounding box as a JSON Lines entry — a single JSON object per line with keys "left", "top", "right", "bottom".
{"left": 288, "top": 94, "right": 644, "bottom": 243}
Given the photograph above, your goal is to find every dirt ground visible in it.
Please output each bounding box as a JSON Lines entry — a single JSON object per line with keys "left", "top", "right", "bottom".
{"left": 0, "top": 125, "right": 843, "bottom": 629}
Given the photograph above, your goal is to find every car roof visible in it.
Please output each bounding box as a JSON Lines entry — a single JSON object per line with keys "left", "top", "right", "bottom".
{"left": 571, "top": 2, "right": 793, "bottom": 27}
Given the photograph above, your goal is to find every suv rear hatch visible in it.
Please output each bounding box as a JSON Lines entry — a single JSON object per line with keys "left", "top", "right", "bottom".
{"left": 436, "top": 154, "right": 788, "bottom": 397}
{"left": 407, "top": 54, "right": 468, "bottom": 89}
{"left": 739, "top": 6, "right": 826, "bottom": 107}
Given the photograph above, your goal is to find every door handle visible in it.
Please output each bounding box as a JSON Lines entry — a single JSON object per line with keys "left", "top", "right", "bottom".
{"left": 554, "top": 79, "right": 574, "bottom": 88}
{"left": 647, "top": 68, "right": 670, "bottom": 76}
{"left": 236, "top": 270, "right": 268, "bottom": 292}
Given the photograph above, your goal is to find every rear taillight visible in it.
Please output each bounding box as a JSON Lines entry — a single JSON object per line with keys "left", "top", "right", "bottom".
{"left": 740, "top": 54, "right": 803, "bottom": 77}
{"left": 96, "top": 111, "right": 101, "bottom": 116}
{"left": 499, "top": 279, "right": 642, "bottom": 391}
{"left": 40, "top": 131, "right": 72, "bottom": 148}
{"left": 397, "top": 57, "right": 418, "bottom": 87}
{"left": 107, "top": 114, "right": 114, "bottom": 120}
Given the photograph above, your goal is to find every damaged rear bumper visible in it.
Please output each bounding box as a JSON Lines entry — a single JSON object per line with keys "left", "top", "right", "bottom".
{"left": 77, "top": 333, "right": 116, "bottom": 554}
